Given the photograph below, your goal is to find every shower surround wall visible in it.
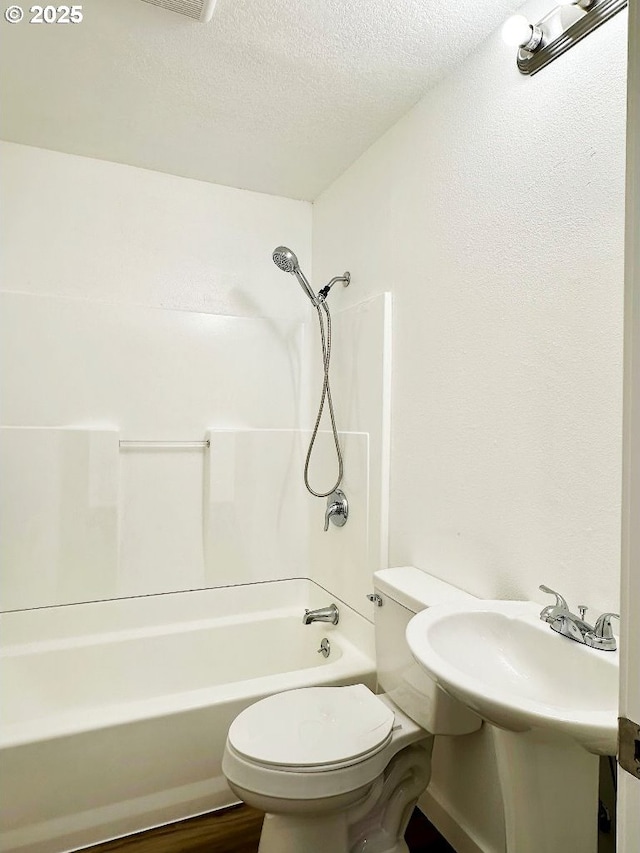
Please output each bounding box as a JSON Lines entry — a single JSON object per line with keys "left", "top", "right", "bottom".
{"left": 312, "top": 3, "right": 627, "bottom": 851}
{"left": 0, "top": 142, "right": 312, "bottom": 607}
{"left": 0, "top": 141, "right": 390, "bottom": 615}
{"left": 1, "top": 142, "right": 310, "bottom": 320}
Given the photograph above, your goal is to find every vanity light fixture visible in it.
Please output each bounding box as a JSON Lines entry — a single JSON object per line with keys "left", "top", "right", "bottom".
{"left": 501, "top": 15, "right": 544, "bottom": 50}
{"left": 502, "top": 0, "right": 628, "bottom": 75}
{"left": 140, "top": 0, "right": 218, "bottom": 22}
{"left": 557, "top": 0, "right": 595, "bottom": 8}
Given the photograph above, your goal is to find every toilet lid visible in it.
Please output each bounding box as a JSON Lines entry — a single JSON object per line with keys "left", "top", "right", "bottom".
{"left": 228, "top": 684, "right": 395, "bottom": 768}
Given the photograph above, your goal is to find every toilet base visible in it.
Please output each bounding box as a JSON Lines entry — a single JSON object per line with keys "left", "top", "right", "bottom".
{"left": 241, "top": 741, "right": 433, "bottom": 853}
{"left": 258, "top": 811, "right": 350, "bottom": 853}
{"left": 258, "top": 812, "right": 410, "bottom": 853}
{"left": 348, "top": 743, "right": 431, "bottom": 853}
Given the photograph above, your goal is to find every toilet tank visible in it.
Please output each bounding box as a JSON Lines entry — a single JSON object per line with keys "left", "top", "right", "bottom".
{"left": 374, "top": 567, "right": 481, "bottom": 735}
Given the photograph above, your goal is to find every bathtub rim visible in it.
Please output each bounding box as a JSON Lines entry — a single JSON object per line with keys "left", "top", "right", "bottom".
{"left": 0, "top": 579, "right": 375, "bottom": 749}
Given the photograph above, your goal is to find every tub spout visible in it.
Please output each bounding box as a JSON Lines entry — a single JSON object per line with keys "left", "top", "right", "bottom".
{"left": 302, "top": 604, "right": 339, "bottom": 626}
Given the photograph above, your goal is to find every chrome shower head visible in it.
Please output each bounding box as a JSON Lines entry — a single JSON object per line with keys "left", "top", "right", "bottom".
{"left": 272, "top": 246, "right": 299, "bottom": 274}
{"left": 272, "top": 246, "right": 319, "bottom": 306}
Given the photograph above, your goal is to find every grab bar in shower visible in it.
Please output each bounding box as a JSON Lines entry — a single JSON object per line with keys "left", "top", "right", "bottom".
{"left": 119, "top": 440, "right": 211, "bottom": 449}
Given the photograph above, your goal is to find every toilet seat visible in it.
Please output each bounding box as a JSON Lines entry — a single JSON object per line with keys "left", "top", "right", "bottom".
{"left": 227, "top": 684, "right": 396, "bottom": 771}
{"left": 222, "top": 687, "right": 430, "bottom": 803}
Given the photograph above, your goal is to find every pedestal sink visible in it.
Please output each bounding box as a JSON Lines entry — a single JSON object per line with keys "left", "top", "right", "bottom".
{"left": 406, "top": 600, "right": 619, "bottom": 853}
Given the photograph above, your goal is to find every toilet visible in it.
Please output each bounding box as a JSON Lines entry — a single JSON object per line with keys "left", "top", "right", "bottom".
{"left": 222, "top": 567, "right": 481, "bottom": 853}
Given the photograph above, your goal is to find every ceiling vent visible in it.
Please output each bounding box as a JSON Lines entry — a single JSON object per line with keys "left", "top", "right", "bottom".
{"left": 140, "top": 0, "right": 218, "bottom": 22}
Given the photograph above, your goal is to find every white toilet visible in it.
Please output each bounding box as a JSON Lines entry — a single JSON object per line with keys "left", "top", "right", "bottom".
{"left": 222, "top": 568, "right": 481, "bottom": 853}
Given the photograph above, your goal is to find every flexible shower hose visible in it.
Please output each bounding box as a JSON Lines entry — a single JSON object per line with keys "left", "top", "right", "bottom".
{"left": 304, "top": 300, "right": 344, "bottom": 498}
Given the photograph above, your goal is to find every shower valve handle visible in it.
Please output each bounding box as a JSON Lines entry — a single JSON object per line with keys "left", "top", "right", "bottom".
{"left": 324, "top": 489, "right": 348, "bottom": 532}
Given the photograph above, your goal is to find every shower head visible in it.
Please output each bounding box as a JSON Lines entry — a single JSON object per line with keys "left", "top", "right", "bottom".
{"left": 272, "top": 246, "right": 299, "bottom": 274}
{"left": 272, "top": 246, "right": 319, "bottom": 306}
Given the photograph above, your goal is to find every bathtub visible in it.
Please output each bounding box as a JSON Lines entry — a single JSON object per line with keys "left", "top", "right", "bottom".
{"left": 0, "top": 579, "right": 375, "bottom": 853}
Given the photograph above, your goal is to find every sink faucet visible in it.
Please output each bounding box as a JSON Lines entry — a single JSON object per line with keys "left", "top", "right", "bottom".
{"left": 539, "top": 585, "right": 619, "bottom": 651}
{"left": 302, "top": 603, "right": 340, "bottom": 625}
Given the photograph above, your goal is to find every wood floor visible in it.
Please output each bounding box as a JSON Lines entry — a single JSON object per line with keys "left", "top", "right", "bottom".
{"left": 86, "top": 804, "right": 456, "bottom": 853}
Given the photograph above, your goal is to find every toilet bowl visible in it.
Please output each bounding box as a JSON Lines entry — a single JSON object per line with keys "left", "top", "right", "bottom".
{"left": 222, "top": 567, "right": 482, "bottom": 853}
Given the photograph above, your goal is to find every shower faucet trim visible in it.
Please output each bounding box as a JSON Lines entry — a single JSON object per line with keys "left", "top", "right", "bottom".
{"left": 324, "top": 489, "right": 348, "bottom": 532}
{"left": 302, "top": 604, "right": 340, "bottom": 626}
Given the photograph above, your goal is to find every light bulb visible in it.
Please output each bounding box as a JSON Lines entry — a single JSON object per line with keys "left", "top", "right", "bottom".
{"left": 501, "top": 14, "right": 543, "bottom": 50}
{"left": 502, "top": 15, "right": 534, "bottom": 47}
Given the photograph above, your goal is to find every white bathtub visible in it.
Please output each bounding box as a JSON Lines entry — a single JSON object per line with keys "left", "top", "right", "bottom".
{"left": 0, "top": 579, "right": 375, "bottom": 853}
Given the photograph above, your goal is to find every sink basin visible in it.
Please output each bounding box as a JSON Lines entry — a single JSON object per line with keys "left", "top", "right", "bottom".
{"left": 406, "top": 600, "right": 619, "bottom": 755}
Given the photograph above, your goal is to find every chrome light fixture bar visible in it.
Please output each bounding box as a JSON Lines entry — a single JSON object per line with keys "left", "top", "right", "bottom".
{"left": 503, "top": 0, "right": 627, "bottom": 75}
{"left": 140, "top": 0, "right": 218, "bottom": 23}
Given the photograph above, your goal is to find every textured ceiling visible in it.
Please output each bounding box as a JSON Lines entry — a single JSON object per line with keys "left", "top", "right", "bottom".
{"left": 0, "top": 0, "right": 516, "bottom": 199}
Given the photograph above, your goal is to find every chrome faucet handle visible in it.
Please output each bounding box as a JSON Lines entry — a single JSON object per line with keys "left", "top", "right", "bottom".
{"left": 539, "top": 585, "right": 569, "bottom": 609}
{"left": 324, "top": 502, "right": 341, "bottom": 532}
{"left": 539, "top": 585, "right": 569, "bottom": 621}
{"left": 584, "top": 613, "right": 619, "bottom": 651}
{"left": 593, "top": 613, "right": 619, "bottom": 639}
{"left": 323, "top": 489, "right": 348, "bottom": 532}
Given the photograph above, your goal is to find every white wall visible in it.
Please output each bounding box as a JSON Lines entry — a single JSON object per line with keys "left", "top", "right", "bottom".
{"left": 314, "top": 3, "right": 626, "bottom": 613}
{"left": 0, "top": 143, "right": 314, "bottom": 608}
{"left": 313, "top": 5, "right": 627, "bottom": 851}
{"left": 1, "top": 142, "right": 311, "bottom": 320}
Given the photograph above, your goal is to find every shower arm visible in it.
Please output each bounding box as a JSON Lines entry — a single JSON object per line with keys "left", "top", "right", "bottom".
{"left": 318, "top": 272, "right": 351, "bottom": 302}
